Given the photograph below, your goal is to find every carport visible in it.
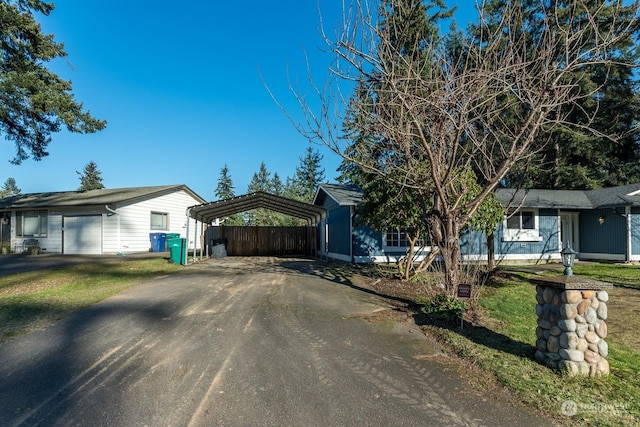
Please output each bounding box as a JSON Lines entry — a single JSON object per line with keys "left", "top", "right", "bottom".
{"left": 185, "top": 192, "right": 326, "bottom": 262}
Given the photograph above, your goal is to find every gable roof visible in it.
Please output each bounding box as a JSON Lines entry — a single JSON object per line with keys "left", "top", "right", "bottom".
{"left": 584, "top": 182, "right": 640, "bottom": 208}
{"left": 313, "top": 184, "right": 363, "bottom": 207}
{"left": 0, "top": 185, "right": 205, "bottom": 210}
{"left": 496, "top": 182, "right": 640, "bottom": 209}
{"left": 188, "top": 191, "right": 326, "bottom": 224}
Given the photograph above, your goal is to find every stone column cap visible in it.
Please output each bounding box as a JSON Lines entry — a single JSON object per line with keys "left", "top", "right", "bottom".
{"left": 531, "top": 275, "right": 613, "bottom": 290}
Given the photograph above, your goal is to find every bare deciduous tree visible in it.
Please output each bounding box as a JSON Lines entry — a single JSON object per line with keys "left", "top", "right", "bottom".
{"left": 278, "top": 0, "right": 638, "bottom": 291}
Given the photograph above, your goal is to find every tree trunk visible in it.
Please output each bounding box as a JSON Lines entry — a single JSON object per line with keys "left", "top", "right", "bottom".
{"left": 442, "top": 216, "right": 461, "bottom": 295}
{"left": 430, "top": 211, "right": 461, "bottom": 294}
{"left": 487, "top": 232, "right": 496, "bottom": 271}
{"left": 398, "top": 229, "right": 423, "bottom": 281}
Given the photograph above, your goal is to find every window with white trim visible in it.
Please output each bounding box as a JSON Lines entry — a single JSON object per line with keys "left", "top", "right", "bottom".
{"left": 150, "top": 212, "right": 169, "bottom": 230}
{"left": 503, "top": 209, "right": 542, "bottom": 242}
{"left": 384, "top": 229, "right": 426, "bottom": 249}
{"left": 16, "top": 210, "right": 48, "bottom": 237}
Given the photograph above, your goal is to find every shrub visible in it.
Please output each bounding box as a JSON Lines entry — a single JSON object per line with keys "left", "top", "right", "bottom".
{"left": 421, "top": 293, "right": 466, "bottom": 322}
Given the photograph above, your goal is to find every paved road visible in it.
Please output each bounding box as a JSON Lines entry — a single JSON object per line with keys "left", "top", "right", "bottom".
{"left": 0, "top": 257, "right": 551, "bottom": 426}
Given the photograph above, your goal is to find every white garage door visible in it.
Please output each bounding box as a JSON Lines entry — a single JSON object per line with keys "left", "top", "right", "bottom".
{"left": 63, "top": 215, "right": 103, "bottom": 255}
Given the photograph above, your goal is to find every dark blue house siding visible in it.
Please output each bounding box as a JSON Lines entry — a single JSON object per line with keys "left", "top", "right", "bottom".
{"left": 580, "top": 209, "right": 626, "bottom": 255}
{"left": 632, "top": 208, "right": 640, "bottom": 256}
{"left": 327, "top": 205, "right": 351, "bottom": 256}
{"left": 460, "top": 230, "right": 488, "bottom": 257}
{"left": 353, "top": 226, "right": 384, "bottom": 259}
{"left": 493, "top": 209, "right": 559, "bottom": 259}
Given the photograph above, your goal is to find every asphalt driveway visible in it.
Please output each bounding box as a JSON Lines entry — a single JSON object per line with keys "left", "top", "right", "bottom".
{"left": 0, "top": 257, "right": 552, "bottom": 426}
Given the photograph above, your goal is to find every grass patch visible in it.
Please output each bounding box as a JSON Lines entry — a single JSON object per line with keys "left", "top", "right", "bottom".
{"left": 421, "top": 265, "right": 640, "bottom": 426}
{"left": 572, "top": 263, "right": 640, "bottom": 288}
{"left": 0, "top": 258, "right": 179, "bottom": 341}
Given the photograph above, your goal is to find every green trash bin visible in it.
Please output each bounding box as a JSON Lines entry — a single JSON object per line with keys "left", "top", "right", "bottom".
{"left": 166, "top": 233, "right": 180, "bottom": 252}
{"left": 168, "top": 237, "right": 186, "bottom": 265}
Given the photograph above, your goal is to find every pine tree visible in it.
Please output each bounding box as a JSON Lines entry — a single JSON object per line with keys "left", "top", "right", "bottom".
{"left": 289, "top": 147, "right": 325, "bottom": 203}
{"left": 214, "top": 164, "right": 244, "bottom": 225}
{"left": 271, "top": 173, "right": 284, "bottom": 196}
{"left": 0, "top": 1, "right": 106, "bottom": 164}
{"left": 247, "top": 162, "right": 272, "bottom": 193}
{"left": 76, "top": 161, "right": 104, "bottom": 191}
{"left": 0, "top": 177, "right": 21, "bottom": 197}
{"left": 479, "top": 1, "right": 640, "bottom": 189}
{"left": 215, "top": 164, "right": 235, "bottom": 200}
{"left": 246, "top": 162, "right": 275, "bottom": 225}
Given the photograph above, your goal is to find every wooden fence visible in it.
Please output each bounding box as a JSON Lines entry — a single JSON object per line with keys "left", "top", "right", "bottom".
{"left": 215, "top": 226, "right": 315, "bottom": 256}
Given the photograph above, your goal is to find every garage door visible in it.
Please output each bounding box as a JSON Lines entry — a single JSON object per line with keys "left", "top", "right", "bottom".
{"left": 63, "top": 215, "right": 103, "bottom": 255}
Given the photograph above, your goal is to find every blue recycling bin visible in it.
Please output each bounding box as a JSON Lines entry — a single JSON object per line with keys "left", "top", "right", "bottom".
{"left": 149, "top": 233, "right": 168, "bottom": 252}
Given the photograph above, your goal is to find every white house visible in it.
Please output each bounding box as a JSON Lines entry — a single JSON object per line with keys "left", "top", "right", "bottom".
{"left": 0, "top": 185, "right": 206, "bottom": 255}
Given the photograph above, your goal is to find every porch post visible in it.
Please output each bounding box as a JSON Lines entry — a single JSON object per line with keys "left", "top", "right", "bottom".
{"left": 626, "top": 206, "right": 632, "bottom": 262}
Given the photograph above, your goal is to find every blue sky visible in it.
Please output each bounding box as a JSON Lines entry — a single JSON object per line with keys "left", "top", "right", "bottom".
{"left": 1, "top": 1, "right": 476, "bottom": 201}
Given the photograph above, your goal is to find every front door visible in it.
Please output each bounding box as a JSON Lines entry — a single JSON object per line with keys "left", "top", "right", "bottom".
{"left": 560, "top": 212, "right": 579, "bottom": 255}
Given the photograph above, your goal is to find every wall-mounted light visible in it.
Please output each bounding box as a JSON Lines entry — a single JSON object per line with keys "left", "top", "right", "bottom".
{"left": 598, "top": 216, "right": 605, "bottom": 224}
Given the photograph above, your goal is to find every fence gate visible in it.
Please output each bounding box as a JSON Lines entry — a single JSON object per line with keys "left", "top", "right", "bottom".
{"left": 215, "top": 226, "right": 315, "bottom": 256}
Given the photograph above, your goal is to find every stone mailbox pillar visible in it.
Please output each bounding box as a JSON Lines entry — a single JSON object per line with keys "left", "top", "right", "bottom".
{"left": 530, "top": 276, "right": 613, "bottom": 377}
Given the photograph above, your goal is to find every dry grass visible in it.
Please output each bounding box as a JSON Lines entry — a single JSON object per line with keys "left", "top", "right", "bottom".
{"left": 607, "top": 287, "right": 640, "bottom": 351}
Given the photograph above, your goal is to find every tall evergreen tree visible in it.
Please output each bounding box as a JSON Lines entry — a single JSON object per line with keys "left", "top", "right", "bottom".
{"left": 76, "top": 161, "right": 104, "bottom": 191}
{"left": 214, "top": 164, "right": 244, "bottom": 225}
{"left": 478, "top": 0, "right": 640, "bottom": 189}
{"left": 246, "top": 162, "right": 277, "bottom": 225}
{"left": 0, "top": 0, "right": 106, "bottom": 164}
{"left": 271, "top": 172, "right": 284, "bottom": 196}
{"left": 289, "top": 147, "right": 325, "bottom": 203}
{"left": 215, "top": 164, "right": 235, "bottom": 200}
{"left": 247, "top": 162, "right": 272, "bottom": 193}
{"left": 0, "top": 177, "right": 21, "bottom": 197}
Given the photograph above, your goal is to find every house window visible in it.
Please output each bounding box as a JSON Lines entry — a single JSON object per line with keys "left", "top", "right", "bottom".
{"left": 384, "top": 230, "right": 426, "bottom": 248}
{"left": 16, "top": 210, "right": 48, "bottom": 237}
{"left": 150, "top": 212, "right": 169, "bottom": 230}
{"left": 507, "top": 211, "right": 535, "bottom": 230}
{"left": 503, "top": 210, "right": 542, "bottom": 242}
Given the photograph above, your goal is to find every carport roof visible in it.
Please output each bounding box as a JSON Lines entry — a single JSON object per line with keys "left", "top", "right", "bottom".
{"left": 188, "top": 191, "right": 326, "bottom": 224}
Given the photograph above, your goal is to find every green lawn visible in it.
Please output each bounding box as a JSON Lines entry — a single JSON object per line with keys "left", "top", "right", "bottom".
{"left": 424, "top": 263, "right": 639, "bottom": 426}
{"left": 572, "top": 263, "right": 640, "bottom": 288}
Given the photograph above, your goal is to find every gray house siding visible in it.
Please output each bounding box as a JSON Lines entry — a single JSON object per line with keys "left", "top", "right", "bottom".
{"left": 579, "top": 209, "right": 627, "bottom": 257}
